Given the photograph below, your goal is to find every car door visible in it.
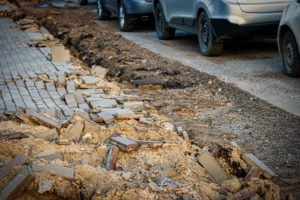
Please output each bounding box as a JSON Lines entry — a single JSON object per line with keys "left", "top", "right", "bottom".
{"left": 164, "top": 0, "right": 195, "bottom": 26}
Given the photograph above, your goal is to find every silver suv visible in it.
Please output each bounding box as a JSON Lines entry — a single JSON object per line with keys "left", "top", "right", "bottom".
{"left": 278, "top": 0, "right": 300, "bottom": 77}
{"left": 153, "top": 0, "right": 293, "bottom": 56}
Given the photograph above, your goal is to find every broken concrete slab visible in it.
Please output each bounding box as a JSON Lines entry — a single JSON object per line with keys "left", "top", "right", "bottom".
{"left": 36, "top": 128, "right": 58, "bottom": 141}
{"left": 139, "top": 117, "right": 154, "bottom": 125}
{"left": 91, "top": 65, "right": 108, "bottom": 78}
{"left": 15, "top": 109, "right": 35, "bottom": 125}
{"left": 44, "top": 107, "right": 65, "bottom": 121}
{"left": 0, "top": 154, "right": 27, "bottom": 179}
{"left": 32, "top": 162, "right": 74, "bottom": 180}
{"left": 64, "top": 93, "right": 78, "bottom": 108}
{"left": 0, "top": 167, "right": 34, "bottom": 200}
{"left": 80, "top": 76, "right": 103, "bottom": 85}
{"left": 110, "top": 136, "right": 139, "bottom": 152}
{"left": 98, "top": 111, "right": 114, "bottom": 124}
{"left": 30, "top": 112, "right": 62, "bottom": 129}
{"left": 105, "top": 146, "right": 119, "bottom": 171}
{"left": 197, "top": 151, "right": 228, "bottom": 184}
{"left": 242, "top": 154, "right": 276, "bottom": 179}
{"left": 90, "top": 99, "right": 117, "bottom": 109}
{"left": 34, "top": 150, "right": 63, "bottom": 162}
{"left": 123, "top": 101, "right": 144, "bottom": 109}
{"left": 51, "top": 45, "right": 71, "bottom": 62}
{"left": 63, "top": 120, "right": 84, "bottom": 141}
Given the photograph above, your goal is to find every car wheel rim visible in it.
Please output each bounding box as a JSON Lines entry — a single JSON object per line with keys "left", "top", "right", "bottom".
{"left": 201, "top": 20, "right": 209, "bottom": 46}
{"left": 119, "top": 6, "right": 125, "bottom": 28}
{"left": 97, "top": 0, "right": 102, "bottom": 17}
{"left": 285, "top": 42, "right": 295, "bottom": 67}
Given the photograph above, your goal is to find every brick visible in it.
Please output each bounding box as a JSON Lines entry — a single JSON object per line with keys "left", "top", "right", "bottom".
{"left": 197, "top": 151, "right": 228, "bottom": 184}
{"left": 0, "top": 167, "right": 34, "bottom": 200}
{"left": 105, "top": 146, "right": 119, "bottom": 171}
{"left": 32, "top": 162, "right": 74, "bottom": 180}
{"left": 30, "top": 111, "right": 62, "bottom": 129}
{"left": 0, "top": 154, "right": 27, "bottom": 179}
{"left": 64, "top": 93, "right": 77, "bottom": 108}
{"left": 110, "top": 136, "right": 139, "bottom": 152}
{"left": 51, "top": 46, "right": 71, "bottom": 62}
{"left": 63, "top": 121, "right": 84, "bottom": 141}
{"left": 242, "top": 154, "right": 276, "bottom": 179}
{"left": 66, "top": 80, "right": 75, "bottom": 94}
{"left": 90, "top": 99, "right": 117, "bottom": 109}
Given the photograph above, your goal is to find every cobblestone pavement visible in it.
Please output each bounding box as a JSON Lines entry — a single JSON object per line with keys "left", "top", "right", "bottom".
{"left": 0, "top": 18, "right": 73, "bottom": 117}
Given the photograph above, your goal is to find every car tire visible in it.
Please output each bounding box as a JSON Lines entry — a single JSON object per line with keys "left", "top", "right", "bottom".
{"left": 78, "top": 0, "right": 88, "bottom": 6}
{"left": 119, "top": 1, "right": 134, "bottom": 32}
{"left": 97, "top": 0, "right": 111, "bottom": 20}
{"left": 281, "top": 31, "right": 300, "bottom": 77}
{"left": 197, "top": 12, "right": 223, "bottom": 56}
{"left": 155, "top": 3, "right": 175, "bottom": 40}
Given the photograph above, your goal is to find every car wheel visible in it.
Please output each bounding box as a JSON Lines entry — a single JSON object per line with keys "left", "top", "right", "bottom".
{"left": 119, "top": 1, "right": 134, "bottom": 32}
{"left": 281, "top": 31, "right": 300, "bottom": 77}
{"left": 97, "top": 0, "right": 111, "bottom": 20}
{"left": 78, "top": 0, "right": 88, "bottom": 6}
{"left": 197, "top": 12, "right": 223, "bottom": 56}
{"left": 155, "top": 3, "right": 175, "bottom": 40}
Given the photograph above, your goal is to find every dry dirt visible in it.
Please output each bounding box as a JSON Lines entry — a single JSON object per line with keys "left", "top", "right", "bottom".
{"left": 2, "top": 0, "right": 300, "bottom": 198}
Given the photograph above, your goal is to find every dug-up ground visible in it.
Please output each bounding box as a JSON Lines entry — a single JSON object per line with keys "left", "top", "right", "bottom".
{"left": 0, "top": 0, "right": 298, "bottom": 200}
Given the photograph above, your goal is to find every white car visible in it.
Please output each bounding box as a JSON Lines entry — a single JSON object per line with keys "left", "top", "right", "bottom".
{"left": 278, "top": 0, "right": 300, "bottom": 77}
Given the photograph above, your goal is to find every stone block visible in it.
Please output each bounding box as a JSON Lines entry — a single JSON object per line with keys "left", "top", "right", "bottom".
{"left": 110, "top": 136, "right": 139, "bottom": 152}
{"left": 51, "top": 46, "right": 71, "bottom": 62}
{"left": 0, "top": 154, "right": 27, "bottom": 179}
{"left": 32, "top": 162, "right": 74, "bottom": 180}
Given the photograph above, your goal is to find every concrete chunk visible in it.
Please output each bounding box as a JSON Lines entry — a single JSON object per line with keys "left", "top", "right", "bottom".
{"left": 0, "top": 132, "right": 29, "bottom": 140}
{"left": 51, "top": 46, "right": 71, "bottom": 62}
{"left": 91, "top": 65, "right": 108, "bottom": 78}
{"left": 105, "top": 146, "right": 119, "bottom": 171}
{"left": 197, "top": 151, "right": 227, "bottom": 184}
{"left": 63, "top": 120, "right": 84, "bottom": 141}
{"left": 30, "top": 112, "right": 61, "bottom": 129}
{"left": 80, "top": 76, "right": 103, "bottom": 85}
{"left": 74, "top": 91, "right": 85, "bottom": 104}
{"left": 32, "top": 162, "right": 74, "bottom": 180}
{"left": 242, "top": 153, "right": 276, "bottom": 179}
{"left": 0, "top": 167, "right": 34, "bottom": 200}
{"left": 110, "top": 136, "right": 139, "bottom": 152}
{"left": 123, "top": 101, "right": 144, "bottom": 109}
{"left": 36, "top": 128, "right": 58, "bottom": 141}
{"left": 98, "top": 111, "right": 114, "bottom": 124}
{"left": 114, "top": 109, "right": 140, "bottom": 120}
{"left": 0, "top": 154, "right": 27, "bottom": 179}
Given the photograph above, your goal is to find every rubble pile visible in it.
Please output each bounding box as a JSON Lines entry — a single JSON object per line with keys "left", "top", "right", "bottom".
{"left": 0, "top": 9, "right": 286, "bottom": 200}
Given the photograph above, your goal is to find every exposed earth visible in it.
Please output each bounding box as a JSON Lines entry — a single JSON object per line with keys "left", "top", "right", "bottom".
{"left": 1, "top": 0, "right": 300, "bottom": 198}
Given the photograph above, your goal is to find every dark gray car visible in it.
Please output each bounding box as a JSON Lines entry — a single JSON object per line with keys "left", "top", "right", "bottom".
{"left": 153, "top": 0, "right": 292, "bottom": 56}
{"left": 97, "top": 0, "right": 153, "bottom": 31}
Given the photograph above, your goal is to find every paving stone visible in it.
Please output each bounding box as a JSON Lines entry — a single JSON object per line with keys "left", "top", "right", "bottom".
{"left": 46, "top": 82, "right": 56, "bottom": 91}
{"left": 32, "top": 162, "right": 74, "bottom": 180}
{"left": 78, "top": 103, "right": 90, "bottom": 110}
{"left": 90, "top": 99, "right": 117, "bottom": 109}
{"left": 0, "top": 154, "right": 27, "bottom": 179}
{"left": 66, "top": 80, "right": 75, "bottom": 94}
{"left": 36, "top": 128, "right": 59, "bottom": 141}
{"left": 74, "top": 91, "right": 85, "bottom": 104}
{"left": 197, "top": 151, "right": 228, "bottom": 184}
{"left": 123, "top": 101, "right": 144, "bottom": 109}
{"left": 0, "top": 167, "right": 34, "bottom": 200}
{"left": 63, "top": 120, "right": 84, "bottom": 141}
{"left": 80, "top": 76, "right": 103, "bottom": 85}
{"left": 34, "top": 150, "right": 63, "bottom": 161}
{"left": 0, "top": 132, "right": 29, "bottom": 140}
{"left": 110, "top": 136, "right": 139, "bottom": 152}
{"left": 242, "top": 154, "right": 276, "bottom": 179}
{"left": 51, "top": 46, "right": 71, "bottom": 62}
{"left": 114, "top": 109, "right": 140, "bottom": 120}
{"left": 30, "top": 111, "right": 62, "bottom": 129}
{"left": 91, "top": 65, "right": 108, "bottom": 78}
{"left": 64, "top": 93, "right": 77, "bottom": 108}
{"left": 105, "top": 146, "right": 119, "bottom": 171}
{"left": 98, "top": 111, "right": 114, "bottom": 124}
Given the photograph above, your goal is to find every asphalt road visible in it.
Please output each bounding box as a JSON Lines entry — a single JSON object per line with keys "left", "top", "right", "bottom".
{"left": 92, "top": 10, "right": 300, "bottom": 117}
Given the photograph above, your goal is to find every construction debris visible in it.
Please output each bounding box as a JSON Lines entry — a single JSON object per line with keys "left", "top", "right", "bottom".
{"left": 110, "top": 136, "right": 139, "bottom": 152}
{"left": 0, "top": 154, "right": 27, "bottom": 179}
{"left": 105, "top": 146, "right": 119, "bottom": 170}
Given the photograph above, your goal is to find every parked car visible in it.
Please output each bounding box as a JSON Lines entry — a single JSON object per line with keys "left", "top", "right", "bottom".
{"left": 153, "top": 0, "right": 293, "bottom": 56}
{"left": 96, "top": 0, "right": 153, "bottom": 31}
{"left": 278, "top": 0, "right": 300, "bottom": 77}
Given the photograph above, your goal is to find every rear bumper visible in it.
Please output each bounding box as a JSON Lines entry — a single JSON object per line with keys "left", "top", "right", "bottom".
{"left": 211, "top": 19, "right": 279, "bottom": 39}
{"left": 126, "top": 0, "right": 153, "bottom": 15}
